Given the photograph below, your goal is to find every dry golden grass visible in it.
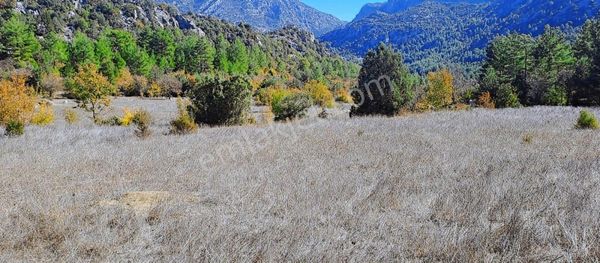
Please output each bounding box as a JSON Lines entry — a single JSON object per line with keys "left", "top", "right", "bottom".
{"left": 1, "top": 99, "right": 599, "bottom": 261}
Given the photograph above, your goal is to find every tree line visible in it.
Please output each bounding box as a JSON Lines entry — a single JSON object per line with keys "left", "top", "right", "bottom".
{"left": 351, "top": 17, "right": 600, "bottom": 118}
{"left": 480, "top": 21, "right": 600, "bottom": 107}
{"left": 0, "top": 13, "right": 359, "bottom": 98}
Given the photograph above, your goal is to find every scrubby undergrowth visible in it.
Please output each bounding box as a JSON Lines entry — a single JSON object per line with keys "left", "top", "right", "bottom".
{"left": 1, "top": 104, "right": 599, "bottom": 261}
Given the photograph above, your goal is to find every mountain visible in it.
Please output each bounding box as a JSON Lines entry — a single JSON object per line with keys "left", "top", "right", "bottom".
{"left": 157, "top": 0, "right": 345, "bottom": 36}
{"left": 354, "top": 0, "right": 487, "bottom": 21}
{"left": 322, "top": 0, "right": 600, "bottom": 73}
{"left": 3, "top": 0, "right": 338, "bottom": 57}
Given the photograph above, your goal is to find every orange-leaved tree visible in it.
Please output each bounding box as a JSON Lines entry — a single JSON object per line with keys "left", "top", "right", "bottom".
{"left": 0, "top": 74, "right": 36, "bottom": 125}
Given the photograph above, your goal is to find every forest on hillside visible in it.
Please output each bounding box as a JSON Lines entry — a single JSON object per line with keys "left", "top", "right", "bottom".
{"left": 0, "top": 0, "right": 359, "bottom": 100}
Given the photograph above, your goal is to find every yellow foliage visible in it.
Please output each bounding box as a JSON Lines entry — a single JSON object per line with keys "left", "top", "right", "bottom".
{"left": 425, "top": 69, "right": 454, "bottom": 109}
{"left": 478, "top": 92, "right": 495, "bottom": 109}
{"left": 414, "top": 99, "right": 432, "bottom": 113}
{"left": 269, "top": 88, "right": 302, "bottom": 109}
{"left": 171, "top": 71, "right": 196, "bottom": 86}
{"left": 70, "top": 64, "right": 116, "bottom": 121}
{"left": 257, "top": 87, "right": 297, "bottom": 106}
{"left": 335, "top": 88, "right": 353, "bottom": 103}
{"left": 64, "top": 109, "right": 79, "bottom": 124}
{"left": 304, "top": 80, "right": 334, "bottom": 108}
{"left": 31, "top": 101, "right": 55, "bottom": 126}
{"left": 147, "top": 82, "right": 163, "bottom": 97}
{"left": 120, "top": 108, "right": 136, "bottom": 126}
{"left": 0, "top": 75, "right": 36, "bottom": 124}
{"left": 116, "top": 68, "right": 135, "bottom": 95}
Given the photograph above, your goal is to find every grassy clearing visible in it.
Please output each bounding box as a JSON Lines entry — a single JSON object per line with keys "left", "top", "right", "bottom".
{"left": 1, "top": 101, "right": 599, "bottom": 261}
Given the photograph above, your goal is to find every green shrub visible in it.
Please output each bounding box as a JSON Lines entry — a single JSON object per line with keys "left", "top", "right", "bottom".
{"left": 576, "top": 110, "right": 599, "bottom": 130}
{"left": 132, "top": 110, "right": 152, "bottom": 138}
{"left": 543, "top": 86, "right": 568, "bottom": 106}
{"left": 188, "top": 76, "right": 252, "bottom": 126}
{"left": 495, "top": 84, "right": 521, "bottom": 108}
{"left": 96, "top": 116, "right": 122, "bottom": 126}
{"left": 5, "top": 120, "right": 24, "bottom": 137}
{"left": 273, "top": 93, "right": 312, "bottom": 121}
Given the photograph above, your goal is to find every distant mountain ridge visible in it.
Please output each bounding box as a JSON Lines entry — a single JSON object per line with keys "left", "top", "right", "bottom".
{"left": 354, "top": 0, "right": 487, "bottom": 21}
{"left": 322, "top": 0, "right": 600, "bottom": 73}
{"left": 158, "top": 0, "right": 345, "bottom": 36}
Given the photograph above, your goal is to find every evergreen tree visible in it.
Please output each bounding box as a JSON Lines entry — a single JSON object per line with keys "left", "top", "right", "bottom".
{"left": 479, "top": 34, "right": 535, "bottom": 105}
{"left": 352, "top": 43, "right": 416, "bottom": 116}
{"left": 0, "top": 14, "right": 41, "bottom": 68}
{"left": 571, "top": 19, "right": 600, "bottom": 106}
{"left": 228, "top": 38, "right": 249, "bottom": 75}
{"left": 40, "top": 33, "right": 69, "bottom": 74}
{"left": 214, "top": 34, "right": 231, "bottom": 73}
{"left": 140, "top": 28, "right": 176, "bottom": 71}
{"left": 69, "top": 32, "right": 97, "bottom": 70}
{"left": 175, "top": 35, "right": 215, "bottom": 74}
{"left": 249, "top": 45, "right": 268, "bottom": 73}
{"left": 531, "top": 26, "right": 574, "bottom": 105}
{"left": 95, "top": 35, "right": 119, "bottom": 81}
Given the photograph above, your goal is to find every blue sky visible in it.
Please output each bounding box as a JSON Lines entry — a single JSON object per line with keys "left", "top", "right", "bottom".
{"left": 301, "top": 0, "right": 378, "bottom": 21}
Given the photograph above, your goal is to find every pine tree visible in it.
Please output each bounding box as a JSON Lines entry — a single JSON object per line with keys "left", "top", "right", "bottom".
{"left": 570, "top": 19, "right": 600, "bottom": 106}
{"left": 214, "top": 34, "right": 231, "bottom": 73}
{"left": 95, "top": 35, "right": 119, "bottom": 81}
{"left": 352, "top": 43, "right": 416, "bottom": 116}
{"left": 70, "top": 32, "right": 97, "bottom": 70}
{"left": 40, "top": 33, "right": 69, "bottom": 74}
{"left": 175, "top": 35, "right": 215, "bottom": 74}
{"left": 0, "top": 14, "right": 41, "bottom": 68}
{"left": 228, "top": 38, "right": 249, "bottom": 75}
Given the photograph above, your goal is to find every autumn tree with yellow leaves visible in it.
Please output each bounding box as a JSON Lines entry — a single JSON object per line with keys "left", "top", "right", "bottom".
{"left": 68, "top": 64, "right": 116, "bottom": 122}
{"left": 425, "top": 69, "right": 454, "bottom": 109}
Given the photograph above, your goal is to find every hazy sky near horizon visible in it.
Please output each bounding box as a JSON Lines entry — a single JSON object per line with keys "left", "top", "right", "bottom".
{"left": 301, "top": 0, "right": 378, "bottom": 21}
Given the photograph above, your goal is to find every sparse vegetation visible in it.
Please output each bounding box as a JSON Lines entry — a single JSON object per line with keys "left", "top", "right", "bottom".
{"left": 4, "top": 119, "right": 24, "bottom": 136}
{"left": 64, "top": 109, "right": 79, "bottom": 124}
{"left": 170, "top": 99, "right": 198, "bottom": 135}
{"left": 576, "top": 110, "right": 599, "bottom": 130}
{"left": 119, "top": 108, "right": 136, "bottom": 126}
{"left": 132, "top": 110, "right": 152, "bottom": 138}
{"left": 31, "top": 102, "right": 55, "bottom": 126}
{"left": 3, "top": 0, "right": 600, "bottom": 261}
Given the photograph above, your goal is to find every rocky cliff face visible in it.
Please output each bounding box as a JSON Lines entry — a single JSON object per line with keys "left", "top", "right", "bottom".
{"left": 158, "top": 0, "right": 345, "bottom": 36}
{"left": 12, "top": 0, "right": 206, "bottom": 39}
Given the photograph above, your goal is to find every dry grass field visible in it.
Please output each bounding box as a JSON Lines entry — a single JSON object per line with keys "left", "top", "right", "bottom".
{"left": 1, "top": 99, "right": 599, "bottom": 261}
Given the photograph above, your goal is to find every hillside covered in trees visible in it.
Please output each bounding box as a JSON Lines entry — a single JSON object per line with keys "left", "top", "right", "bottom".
{"left": 322, "top": 0, "right": 600, "bottom": 74}
{"left": 0, "top": 0, "right": 359, "bottom": 100}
